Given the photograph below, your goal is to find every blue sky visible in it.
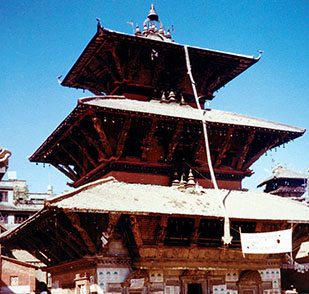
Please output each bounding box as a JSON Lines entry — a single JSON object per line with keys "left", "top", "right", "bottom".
{"left": 1, "top": 1, "right": 308, "bottom": 194}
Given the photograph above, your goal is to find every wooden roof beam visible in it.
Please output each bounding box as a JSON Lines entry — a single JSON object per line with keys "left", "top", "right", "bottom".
{"left": 43, "top": 221, "right": 84, "bottom": 259}
{"left": 192, "top": 134, "right": 205, "bottom": 163}
{"left": 141, "top": 118, "right": 158, "bottom": 161}
{"left": 68, "top": 132, "right": 98, "bottom": 167}
{"left": 149, "top": 50, "right": 168, "bottom": 86}
{"left": 236, "top": 131, "right": 256, "bottom": 170}
{"left": 115, "top": 115, "right": 131, "bottom": 158}
{"left": 214, "top": 128, "right": 234, "bottom": 168}
{"left": 191, "top": 217, "right": 201, "bottom": 247}
{"left": 91, "top": 117, "right": 113, "bottom": 157}
{"left": 35, "top": 236, "right": 62, "bottom": 263}
{"left": 94, "top": 52, "right": 120, "bottom": 82}
{"left": 129, "top": 215, "right": 143, "bottom": 247}
{"left": 38, "top": 112, "right": 89, "bottom": 160}
{"left": 58, "top": 223, "right": 89, "bottom": 255}
{"left": 107, "top": 213, "right": 121, "bottom": 234}
{"left": 66, "top": 212, "right": 97, "bottom": 255}
{"left": 242, "top": 136, "right": 282, "bottom": 171}
{"left": 166, "top": 121, "right": 184, "bottom": 162}
{"left": 28, "top": 236, "right": 59, "bottom": 265}
{"left": 157, "top": 215, "right": 168, "bottom": 246}
{"left": 51, "top": 160, "right": 78, "bottom": 182}
{"left": 78, "top": 114, "right": 107, "bottom": 161}
{"left": 40, "top": 228, "right": 77, "bottom": 260}
{"left": 127, "top": 47, "right": 143, "bottom": 82}
{"left": 85, "top": 66, "right": 103, "bottom": 88}
{"left": 102, "top": 213, "right": 122, "bottom": 254}
{"left": 69, "top": 159, "right": 112, "bottom": 187}
{"left": 75, "top": 38, "right": 110, "bottom": 81}
{"left": 59, "top": 145, "right": 86, "bottom": 175}
{"left": 20, "top": 237, "right": 52, "bottom": 266}
{"left": 110, "top": 44, "right": 124, "bottom": 78}
{"left": 81, "top": 83, "right": 103, "bottom": 96}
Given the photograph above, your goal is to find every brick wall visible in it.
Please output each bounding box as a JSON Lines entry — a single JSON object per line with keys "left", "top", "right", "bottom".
{"left": 0, "top": 257, "right": 36, "bottom": 293}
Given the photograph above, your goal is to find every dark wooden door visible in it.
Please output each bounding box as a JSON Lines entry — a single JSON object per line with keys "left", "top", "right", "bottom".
{"left": 188, "top": 283, "right": 203, "bottom": 294}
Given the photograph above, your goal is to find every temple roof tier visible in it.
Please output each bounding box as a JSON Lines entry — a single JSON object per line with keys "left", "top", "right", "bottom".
{"left": 61, "top": 25, "right": 259, "bottom": 103}
{"left": 1, "top": 177, "right": 308, "bottom": 267}
{"left": 40, "top": 177, "right": 309, "bottom": 221}
{"left": 28, "top": 96, "right": 304, "bottom": 188}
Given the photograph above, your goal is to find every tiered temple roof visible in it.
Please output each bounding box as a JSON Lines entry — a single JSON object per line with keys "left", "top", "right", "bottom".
{"left": 29, "top": 97, "right": 304, "bottom": 189}
{"left": 26, "top": 6, "right": 305, "bottom": 190}
{"left": 1, "top": 177, "right": 309, "bottom": 268}
{"left": 1, "top": 6, "right": 308, "bottom": 285}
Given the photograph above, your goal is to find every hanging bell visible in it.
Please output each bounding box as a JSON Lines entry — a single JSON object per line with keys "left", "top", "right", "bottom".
{"left": 147, "top": 4, "right": 159, "bottom": 22}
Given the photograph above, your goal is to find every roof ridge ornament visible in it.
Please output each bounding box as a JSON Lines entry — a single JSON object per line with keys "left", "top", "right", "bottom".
{"left": 136, "top": 4, "right": 173, "bottom": 42}
{"left": 148, "top": 4, "right": 159, "bottom": 21}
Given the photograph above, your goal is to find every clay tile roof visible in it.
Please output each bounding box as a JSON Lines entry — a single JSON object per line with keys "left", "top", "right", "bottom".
{"left": 46, "top": 177, "right": 309, "bottom": 222}
{"left": 82, "top": 97, "right": 305, "bottom": 133}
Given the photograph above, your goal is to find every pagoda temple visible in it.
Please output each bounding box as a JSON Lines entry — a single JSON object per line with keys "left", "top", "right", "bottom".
{"left": 27, "top": 6, "right": 304, "bottom": 190}
{"left": 258, "top": 165, "right": 308, "bottom": 203}
{"left": 1, "top": 5, "right": 309, "bottom": 294}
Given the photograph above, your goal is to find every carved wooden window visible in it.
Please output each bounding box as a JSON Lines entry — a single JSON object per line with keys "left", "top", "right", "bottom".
{"left": 230, "top": 221, "right": 256, "bottom": 248}
{"left": 197, "top": 219, "right": 223, "bottom": 247}
{"left": 164, "top": 217, "right": 194, "bottom": 246}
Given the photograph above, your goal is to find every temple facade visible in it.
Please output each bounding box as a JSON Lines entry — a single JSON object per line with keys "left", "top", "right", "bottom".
{"left": 1, "top": 5, "right": 309, "bottom": 294}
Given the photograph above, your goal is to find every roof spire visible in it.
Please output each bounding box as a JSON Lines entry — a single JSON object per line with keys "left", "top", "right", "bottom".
{"left": 148, "top": 4, "right": 159, "bottom": 22}
{"left": 141, "top": 4, "right": 173, "bottom": 42}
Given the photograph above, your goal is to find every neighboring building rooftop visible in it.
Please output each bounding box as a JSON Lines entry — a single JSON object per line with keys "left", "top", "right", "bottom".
{"left": 258, "top": 165, "right": 309, "bottom": 187}
{"left": 258, "top": 165, "right": 308, "bottom": 203}
{"left": 1, "top": 172, "right": 55, "bottom": 230}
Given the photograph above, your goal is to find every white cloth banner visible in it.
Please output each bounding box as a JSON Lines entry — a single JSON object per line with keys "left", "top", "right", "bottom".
{"left": 296, "top": 241, "right": 309, "bottom": 259}
{"left": 240, "top": 228, "right": 292, "bottom": 254}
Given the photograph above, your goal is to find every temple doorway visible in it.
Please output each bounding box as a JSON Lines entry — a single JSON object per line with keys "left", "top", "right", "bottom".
{"left": 238, "top": 271, "right": 261, "bottom": 294}
{"left": 188, "top": 283, "right": 203, "bottom": 294}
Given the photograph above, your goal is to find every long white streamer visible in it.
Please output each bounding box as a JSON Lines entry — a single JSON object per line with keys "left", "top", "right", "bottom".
{"left": 184, "top": 45, "right": 232, "bottom": 245}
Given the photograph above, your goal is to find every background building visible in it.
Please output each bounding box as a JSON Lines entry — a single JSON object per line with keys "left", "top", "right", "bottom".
{"left": 0, "top": 171, "right": 54, "bottom": 230}
{"left": 258, "top": 165, "right": 308, "bottom": 204}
